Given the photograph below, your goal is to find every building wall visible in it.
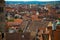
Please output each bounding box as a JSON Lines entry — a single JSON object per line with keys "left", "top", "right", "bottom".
{"left": 0, "top": 0, "right": 5, "bottom": 32}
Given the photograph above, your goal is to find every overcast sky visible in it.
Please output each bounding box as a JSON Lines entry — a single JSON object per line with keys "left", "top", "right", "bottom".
{"left": 5, "top": 0, "right": 60, "bottom": 1}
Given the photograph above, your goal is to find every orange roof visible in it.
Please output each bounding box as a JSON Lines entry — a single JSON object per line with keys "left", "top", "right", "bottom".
{"left": 7, "top": 19, "right": 23, "bottom": 26}
{"left": 31, "top": 15, "right": 39, "bottom": 21}
{"left": 14, "top": 19, "right": 23, "bottom": 23}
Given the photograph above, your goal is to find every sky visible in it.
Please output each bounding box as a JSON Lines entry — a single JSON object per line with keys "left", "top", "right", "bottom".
{"left": 5, "top": 0, "right": 60, "bottom": 1}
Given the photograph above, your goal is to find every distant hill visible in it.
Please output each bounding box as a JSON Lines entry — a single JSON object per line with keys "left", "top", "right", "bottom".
{"left": 5, "top": 1, "right": 60, "bottom": 5}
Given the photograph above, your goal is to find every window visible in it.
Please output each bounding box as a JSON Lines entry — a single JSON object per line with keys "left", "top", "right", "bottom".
{"left": 42, "top": 34, "right": 49, "bottom": 40}
{"left": 0, "top": 7, "right": 3, "bottom": 13}
{"left": 57, "top": 11, "right": 60, "bottom": 14}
